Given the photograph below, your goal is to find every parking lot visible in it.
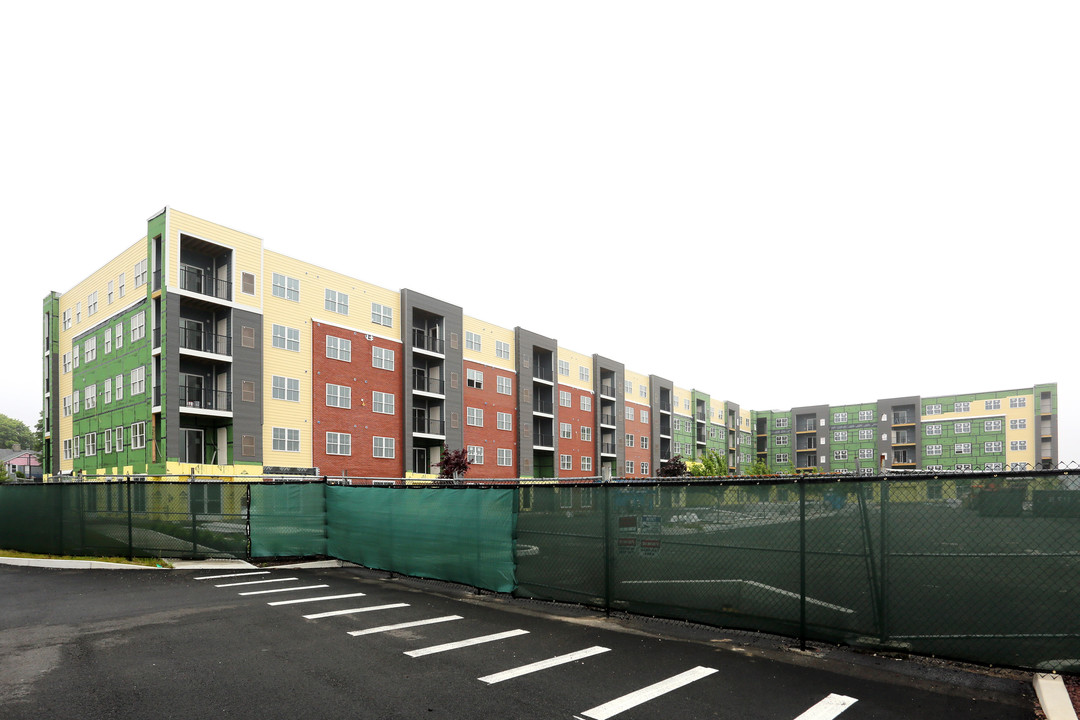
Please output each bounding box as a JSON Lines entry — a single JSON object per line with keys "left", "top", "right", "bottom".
{"left": 0, "top": 564, "right": 1035, "bottom": 719}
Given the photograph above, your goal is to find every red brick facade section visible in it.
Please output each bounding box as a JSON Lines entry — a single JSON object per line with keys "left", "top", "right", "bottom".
{"left": 462, "top": 360, "right": 517, "bottom": 479}
{"left": 624, "top": 401, "right": 652, "bottom": 478}
{"left": 312, "top": 322, "right": 404, "bottom": 479}
{"left": 557, "top": 383, "right": 595, "bottom": 477}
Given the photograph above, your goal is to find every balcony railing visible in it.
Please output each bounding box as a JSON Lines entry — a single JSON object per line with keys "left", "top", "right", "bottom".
{"left": 180, "top": 327, "right": 231, "bottom": 356}
{"left": 534, "top": 432, "right": 554, "bottom": 448}
{"left": 601, "top": 443, "right": 617, "bottom": 455}
{"left": 412, "top": 329, "right": 444, "bottom": 354}
{"left": 600, "top": 413, "right": 616, "bottom": 426}
{"left": 178, "top": 385, "right": 232, "bottom": 412}
{"left": 659, "top": 401, "right": 672, "bottom": 413}
{"left": 533, "top": 398, "right": 553, "bottom": 414}
{"left": 893, "top": 413, "right": 915, "bottom": 425}
{"left": 412, "top": 413, "right": 445, "bottom": 436}
{"left": 532, "top": 363, "right": 553, "bottom": 382}
{"left": 599, "top": 384, "right": 616, "bottom": 398}
{"left": 179, "top": 266, "right": 232, "bottom": 302}
{"left": 412, "top": 370, "right": 445, "bottom": 395}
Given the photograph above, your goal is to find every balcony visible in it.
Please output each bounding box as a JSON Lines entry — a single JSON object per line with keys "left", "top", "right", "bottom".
{"left": 179, "top": 266, "right": 231, "bottom": 302}
{"left": 600, "top": 413, "right": 616, "bottom": 427}
{"left": 412, "top": 329, "right": 444, "bottom": 355}
{"left": 659, "top": 401, "right": 672, "bottom": 413}
{"left": 600, "top": 383, "right": 616, "bottom": 398}
{"left": 601, "top": 443, "right": 617, "bottom": 456}
{"left": 412, "top": 412, "right": 445, "bottom": 436}
{"left": 180, "top": 327, "right": 231, "bottom": 356}
{"left": 892, "top": 431, "right": 915, "bottom": 446}
{"left": 532, "top": 363, "right": 553, "bottom": 382}
{"left": 178, "top": 385, "right": 232, "bottom": 412}
{"left": 534, "top": 432, "right": 554, "bottom": 448}
{"left": 412, "top": 370, "right": 445, "bottom": 395}
{"left": 892, "top": 412, "right": 915, "bottom": 426}
{"left": 533, "top": 398, "right": 553, "bottom": 415}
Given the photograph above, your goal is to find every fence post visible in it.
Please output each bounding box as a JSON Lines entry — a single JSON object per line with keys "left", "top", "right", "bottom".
{"left": 604, "top": 484, "right": 613, "bottom": 617}
{"left": 126, "top": 477, "right": 133, "bottom": 560}
{"left": 879, "top": 479, "right": 890, "bottom": 643}
{"left": 799, "top": 478, "right": 807, "bottom": 651}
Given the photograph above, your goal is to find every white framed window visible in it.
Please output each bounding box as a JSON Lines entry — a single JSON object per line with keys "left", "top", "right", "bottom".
{"left": 859, "top": 410, "right": 873, "bottom": 422}
{"left": 130, "top": 312, "right": 145, "bottom": 342}
{"left": 625, "top": 460, "right": 635, "bottom": 474}
{"left": 62, "top": 352, "right": 72, "bottom": 374}
{"left": 72, "top": 436, "right": 80, "bottom": 458}
{"left": 560, "top": 454, "right": 572, "bottom": 471}
{"left": 1010, "top": 397, "right": 1027, "bottom": 408}
{"left": 324, "top": 288, "right": 349, "bottom": 314}
{"left": 272, "top": 376, "right": 300, "bottom": 402}
{"left": 925, "top": 465, "right": 943, "bottom": 472}
{"left": 63, "top": 438, "right": 72, "bottom": 460}
{"left": 272, "top": 324, "right": 300, "bottom": 352}
{"left": 326, "top": 432, "right": 351, "bottom": 456}
{"left": 467, "top": 407, "right": 484, "bottom": 427}
{"left": 640, "top": 436, "right": 648, "bottom": 449}
{"left": 371, "top": 302, "right": 393, "bottom": 327}
{"left": 468, "top": 446, "right": 484, "bottom": 464}
{"left": 104, "top": 331, "right": 111, "bottom": 354}
{"left": 134, "top": 258, "right": 148, "bottom": 287}
{"left": 103, "top": 378, "right": 112, "bottom": 404}
{"left": 497, "top": 448, "right": 512, "bottom": 466}
{"left": 624, "top": 380, "right": 633, "bottom": 395}
{"left": 625, "top": 433, "right": 634, "bottom": 447}
{"left": 639, "top": 385, "right": 647, "bottom": 398}
{"left": 272, "top": 427, "right": 300, "bottom": 452}
{"left": 84, "top": 337, "right": 97, "bottom": 362}
{"left": 131, "top": 422, "right": 146, "bottom": 449}
{"left": 467, "top": 368, "right": 483, "bottom": 389}
{"left": 833, "top": 412, "right": 848, "bottom": 423}
{"left": 954, "top": 422, "right": 971, "bottom": 434}
{"left": 73, "top": 345, "right": 79, "bottom": 369}
{"left": 559, "top": 391, "right": 571, "bottom": 407}
{"left": 833, "top": 431, "right": 848, "bottom": 442}
{"left": 580, "top": 456, "right": 593, "bottom": 472}
{"left": 925, "top": 404, "right": 942, "bottom": 415}
{"left": 272, "top": 273, "right": 300, "bottom": 301}
{"left": 985, "top": 462, "right": 1004, "bottom": 472}
{"left": 560, "top": 422, "right": 572, "bottom": 439}
{"left": 497, "top": 412, "right": 512, "bottom": 431}
{"left": 1010, "top": 440, "right": 1028, "bottom": 451}
{"left": 326, "top": 383, "right": 351, "bottom": 408}
{"left": 118, "top": 272, "right": 126, "bottom": 298}
{"left": 954, "top": 402, "right": 970, "bottom": 413}
{"left": 640, "top": 462, "right": 649, "bottom": 475}
{"left": 833, "top": 450, "right": 848, "bottom": 461}
{"left": 114, "top": 426, "right": 123, "bottom": 451}
{"left": 115, "top": 374, "right": 123, "bottom": 401}
{"left": 580, "top": 426, "right": 592, "bottom": 441}
{"left": 984, "top": 420, "right": 1002, "bottom": 432}
{"left": 925, "top": 424, "right": 942, "bottom": 436}
{"left": 640, "top": 410, "right": 648, "bottom": 424}
{"left": 87, "top": 291, "right": 98, "bottom": 316}
{"left": 558, "top": 360, "right": 569, "bottom": 376}
{"left": 776, "top": 434, "right": 789, "bottom": 446}
{"left": 776, "top": 417, "right": 789, "bottom": 428}
{"left": 465, "top": 331, "right": 482, "bottom": 352}
{"left": 985, "top": 399, "right": 1001, "bottom": 410}
{"left": 858, "top": 448, "right": 873, "bottom": 460}
{"left": 372, "top": 392, "right": 395, "bottom": 415}
{"left": 495, "top": 340, "right": 510, "bottom": 359}
{"left": 775, "top": 453, "right": 789, "bottom": 464}
{"left": 496, "top": 376, "right": 512, "bottom": 395}
{"left": 926, "top": 444, "right": 943, "bottom": 456}
{"left": 62, "top": 395, "right": 72, "bottom": 417}
{"left": 1010, "top": 419, "right": 1027, "bottom": 430}
{"left": 84, "top": 384, "right": 97, "bottom": 409}
{"left": 62, "top": 308, "right": 72, "bottom": 330}
{"left": 580, "top": 396, "right": 592, "bottom": 412}
{"left": 984, "top": 441, "right": 1002, "bottom": 453}
{"left": 372, "top": 346, "right": 394, "bottom": 370}
{"left": 954, "top": 463, "right": 973, "bottom": 472}
{"left": 83, "top": 432, "right": 96, "bottom": 455}
{"left": 75, "top": 301, "right": 81, "bottom": 324}
{"left": 130, "top": 366, "right": 145, "bottom": 395}
{"left": 373, "top": 436, "right": 395, "bottom": 458}
{"left": 625, "top": 407, "right": 634, "bottom": 421}
{"left": 579, "top": 366, "right": 590, "bottom": 382}
{"left": 859, "top": 429, "right": 873, "bottom": 440}
{"left": 327, "top": 336, "right": 352, "bottom": 362}
{"left": 104, "top": 429, "right": 113, "bottom": 453}
{"left": 115, "top": 323, "right": 123, "bottom": 349}
{"left": 954, "top": 443, "right": 972, "bottom": 455}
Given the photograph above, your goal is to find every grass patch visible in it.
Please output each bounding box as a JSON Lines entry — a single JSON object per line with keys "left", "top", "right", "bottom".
{"left": 0, "top": 548, "right": 172, "bottom": 568}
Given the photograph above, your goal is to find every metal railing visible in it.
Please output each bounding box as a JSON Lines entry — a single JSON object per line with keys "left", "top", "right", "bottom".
{"left": 179, "top": 266, "right": 232, "bottom": 302}
{"left": 178, "top": 385, "right": 232, "bottom": 412}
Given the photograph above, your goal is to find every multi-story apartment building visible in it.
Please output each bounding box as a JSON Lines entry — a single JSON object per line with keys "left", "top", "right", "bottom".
{"left": 41, "top": 208, "right": 1061, "bottom": 481}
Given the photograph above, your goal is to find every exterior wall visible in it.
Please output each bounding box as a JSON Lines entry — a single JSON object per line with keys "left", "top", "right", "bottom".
{"left": 826, "top": 402, "right": 878, "bottom": 474}
{"left": 556, "top": 381, "right": 596, "bottom": 477}
{"left": 462, "top": 358, "right": 517, "bottom": 478}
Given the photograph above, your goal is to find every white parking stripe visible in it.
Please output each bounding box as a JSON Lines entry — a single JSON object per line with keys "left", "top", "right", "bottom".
{"left": 405, "top": 629, "right": 529, "bottom": 658}
{"left": 793, "top": 693, "right": 858, "bottom": 720}
{"left": 478, "top": 646, "right": 610, "bottom": 684}
{"left": 348, "top": 615, "right": 463, "bottom": 637}
{"left": 303, "top": 603, "right": 410, "bottom": 619}
{"left": 578, "top": 666, "right": 718, "bottom": 720}
{"left": 215, "top": 577, "right": 298, "bottom": 588}
{"left": 267, "top": 592, "right": 367, "bottom": 606}
{"left": 238, "top": 584, "right": 329, "bottom": 596}
{"left": 194, "top": 571, "right": 271, "bottom": 581}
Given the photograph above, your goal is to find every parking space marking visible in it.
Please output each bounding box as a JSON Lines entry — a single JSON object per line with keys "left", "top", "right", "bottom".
{"left": 792, "top": 693, "right": 858, "bottom": 720}
{"left": 303, "top": 603, "right": 410, "bottom": 619}
{"left": 348, "top": 615, "right": 463, "bottom": 637}
{"left": 405, "top": 629, "right": 530, "bottom": 658}
{"left": 215, "top": 577, "right": 298, "bottom": 588}
{"left": 576, "top": 665, "right": 718, "bottom": 720}
{"left": 238, "top": 584, "right": 329, "bottom": 596}
{"left": 478, "top": 645, "right": 611, "bottom": 684}
{"left": 194, "top": 571, "right": 271, "bottom": 581}
{"left": 267, "top": 592, "right": 367, "bottom": 606}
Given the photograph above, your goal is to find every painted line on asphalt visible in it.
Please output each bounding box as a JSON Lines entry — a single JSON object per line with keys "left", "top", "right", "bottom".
{"left": 405, "top": 629, "right": 529, "bottom": 658}
{"left": 215, "top": 577, "right": 298, "bottom": 588}
{"left": 619, "top": 579, "right": 854, "bottom": 614}
{"left": 793, "top": 693, "right": 858, "bottom": 720}
{"left": 478, "top": 646, "right": 611, "bottom": 684}
{"left": 577, "top": 666, "right": 718, "bottom": 720}
{"left": 348, "top": 615, "right": 463, "bottom": 637}
{"left": 303, "top": 603, "right": 410, "bottom": 619}
{"left": 195, "top": 571, "right": 271, "bottom": 581}
{"left": 239, "top": 584, "right": 329, "bottom": 596}
{"left": 267, "top": 592, "right": 367, "bottom": 606}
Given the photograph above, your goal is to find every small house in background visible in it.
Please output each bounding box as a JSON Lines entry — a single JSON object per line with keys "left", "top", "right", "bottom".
{"left": 1, "top": 445, "right": 42, "bottom": 481}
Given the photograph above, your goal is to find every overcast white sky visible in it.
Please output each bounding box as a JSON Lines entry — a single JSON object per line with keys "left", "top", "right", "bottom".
{"left": 2, "top": 1, "right": 1077, "bottom": 459}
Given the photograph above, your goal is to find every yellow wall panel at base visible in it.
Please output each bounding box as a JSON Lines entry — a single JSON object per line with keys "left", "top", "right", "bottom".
{"left": 463, "top": 315, "right": 515, "bottom": 371}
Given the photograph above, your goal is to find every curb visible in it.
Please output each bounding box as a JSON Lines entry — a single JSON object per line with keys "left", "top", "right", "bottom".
{"left": 0, "top": 557, "right": 160, "bottom": 570}
{"left": 1035, "top": 674, "right": 1079, "bottom": 720}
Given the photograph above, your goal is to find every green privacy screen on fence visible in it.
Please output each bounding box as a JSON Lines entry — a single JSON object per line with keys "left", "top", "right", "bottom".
{"left": 326, "top": 486, "right": 517, "bottom": 593}
{"left": 250, "top": 483, "right": 327, "bottom": 558}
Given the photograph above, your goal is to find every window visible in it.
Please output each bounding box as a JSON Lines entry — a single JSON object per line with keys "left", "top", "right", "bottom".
{"left": 624, "top": 380, "right": 633, "bottom": 394}
{"left": 984, "top": 420, "right": 1002, "bottom": 432}
{"left": 954, "top": 402, "right": 970, "bottom": 413}
{"left": 63, "top": 439, "right": 72, "bottom": 460}
{"left": 985, "top": 399, "right": 1001, "bottom": 410}
{"left": 639, "top": 385, "right": 647, "bottom": 398}
{"left": 73, "top": 345, "right": 79, "bottom": 369}
{"left": 775, "top": 453, "right": 789, "bottom": 464}
{"left": 114, "top": 426, "right": 123, "bottom": 451}
{"left": 373, "top": 436, "right": 395, "bottom": 458}
{"left": 776, "top": 434, "right": 789, "bottom": 446}
{"left": 1010, "top": 397, "right": 1027, "bottom": 408}
{"left": 115, "top": 374, "right": 123, "bottom": 401}
{"left": 640, "top": 462, "right": 649, "bottom": 475}
{"left": 85, "top": 433, "right": 97, "bottom": 455}
{"left": 955, "top": 463, "right": 973, "bottom": 472}
{"left": 625, "top": 434, "right": 634, "bottom": 447}
{"left": 465, "top": 331, "right": 481, "bottom": 352}
{"left": 497, "top": 376, "right": 512, "bottom": 395}
{"left": 985, "top": 441, "right": 1003, "bottom": 453}
{"left": 467, "top": 369, "right": 483, "bottom": 389}
{"left": 468, "top": 446, "right": 484, "bottom": 464}
{"left": 115, "top": 323, "right": 123, "bottom": 349}
{"left": 925, "top": 404, "right": 942, "bottom": 415}
{"left": 131, "top": 422, "right": 146, "bottom": 449}
{"left": 130, "top": 312, "right": 145, "bottom": 341}
{"left": 1010, "top": 440, "right": 1028, "bottom": 451}
{"left": 62, "top": 308, "right": 72, "bottom": 330}
{"left": 241, "top": 272, "right": 256, "bottom": 295}
{"left": 579, "top": 366, "right": 590, "bottom": 382}
{"left": 84, "top": 384, "right": 97, "bottom": 409}
{"left": 372, "top": 392, "right": 395, "bottom": 415}
{"left": 272, "top": 427, "right": 300, "bottom": 452}
{"left": 272, "top": 273, "right": 300, "bottom": 301}
{"left": 560, "top": 454, "right": 572, "bottom": 471}
{"left": 858, "top": 448, "right": 873, "bottom": 460}
{"left": 497, "top": 412, "right": 512, "bottom": 431}
{"left": 580, "top": 426, "right": 592, "bottom": 441}
{"left": 104, "top": 378, "right": 112, "bottom": 404}
{"left": 371, "top": 302, "right": 393, "bottom": 327}
{"left": 134, "top": 258, "right": 148, "bottom": 287}
{"left": 497, "top": 448, "right": 512, "bottom": 466}
{"left": 104, "top": 331, "right": 111, "bottom": 354}
{"left": 324, "top": 288, "right": 349, "bottom": 314}
{"left": 834, "top": 412, "right": 848, "bottom": 423}
{"left": 495, "top": 340, "right": 510, "bottom": 360}
{"left": 560, "top": 422, "right": 572, "bottom": 439}
{"left": 640, "top": 410, "right": 648, "bottom": 424}
{"left": 62, "top": 352, "right": 72, "bottom": 374}
{"left": 559, "top": 391, "right": 571, "bottom": 407}
{"left": 580, "top": 396, "right": 592, "bottom": 412}
{"left": 834, "top": 431, "right": 848, "bottom": 442}
{"left": 75, "top": 302, "right": 81, "bottom": 324}
{"left": 87, "top": 291, "right": 98, "bottom": 316}
{"left": 954, "top": 443, "right": 972, "bottom": 455}
{"left": 118, "top": 272, "right": 126, "bottom": 298}
{"left": 925, "top": 445, "right": 942, "bottom": 456}
{"left": 580, "top": 456, "right": 593, "bottom": 472}
{"left": 834, "top": 450, "right": 848, "bottom": 461}
{"left": 1010, "top": 418, "right": 1027, "bottom": 430}
{"left": 558, "top": 360, "right": 570, "bottom": 376}
{"left": 859, "top": 429, "right": 873, "bottom": 440}
{"left": 625, "top": 406, "right": 635, "bottom": 421}
{"left": 273, "top": 376, "right": 300, "bottom": 402}
{"left": 372, "top": 346, "right": 394, "bottom": 370}
{"left": 859, "top": 410, "right": 873, "bottom": 422}
{"left": 326, "top": 384, "right": 351, "bottom": 408}
{"left": 104, "top": 429, "right": 113, "bottom": 453}
{"left": 954, "top": 422, "right": 971, "bottom": 434}
{"left": 985, "top": 462, "right": 1004, "bottom": 472}
{"left": 326, "top": 432, "right": 351, "bottom": 456}
{"left": 925, "top": 424, "right": 942, "bottom": 436}
{"left": 327, "top": 336, "right": 352, "bottom": 361}
{"left": 72, "top": 436, "right": 79, "bottom": 458}
{"left": 130, "top": 366, "right": 145, "bottom": 395}
{"left": 272, "top": 324, "right": 300, "bottom": 352}
{"left": 625, "top": 460, "right": 635, "bottom": 474}
{"left": 640, "top": 436, "right": 648, "bottom": 449}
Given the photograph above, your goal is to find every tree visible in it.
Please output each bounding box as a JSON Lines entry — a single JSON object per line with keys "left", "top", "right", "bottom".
{"left": 748, "top": 459, "right": 770, "bottom": 476}
{"left": 436, "top": 447, "right": 471, "bottom": 481}
{"left": 700, "top": 449, "right": 727, "bottom": 476}
{"left": 0, "top": 413, "right": 34, "bottom": 450}
{"left": 657, "top": 455, "right": 688, "bottom": 477}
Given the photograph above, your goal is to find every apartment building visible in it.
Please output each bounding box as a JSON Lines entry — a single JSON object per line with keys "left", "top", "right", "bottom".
{"left": 41, "top": 208, "right": 1060, "bottom": 481}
